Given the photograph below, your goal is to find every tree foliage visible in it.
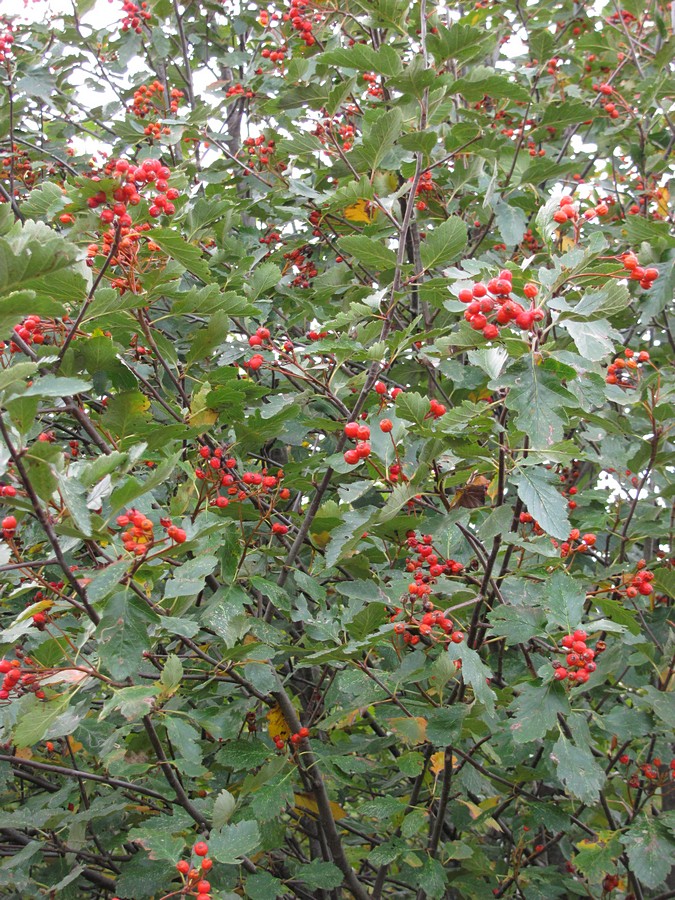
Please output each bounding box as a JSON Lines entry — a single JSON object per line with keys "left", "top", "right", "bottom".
{"left": 0, "top": 0, "right": 673, "bottom": 898}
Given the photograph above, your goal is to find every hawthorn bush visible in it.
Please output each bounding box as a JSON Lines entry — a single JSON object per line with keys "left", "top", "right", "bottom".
{"left": 0, "top": 0, "right": 673, "bottom": 897}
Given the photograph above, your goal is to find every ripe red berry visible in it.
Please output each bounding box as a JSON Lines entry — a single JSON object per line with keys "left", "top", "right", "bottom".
{"left": 176, "top": 860, "right": 190, "bottom": 874}
{"left": 2, "top": 516, "right": 17, "bottom": 531}
{"left": 450, "top": 631, "right": 464, "bottom": 644}
{"left": 344, "top": 421, "right": 359, "bottom": 438}
{"left": 193, "top": 841, "right": 209, "bottom": 857}
{"left": 380, "top": 419, "right": 393, "bottom": 433}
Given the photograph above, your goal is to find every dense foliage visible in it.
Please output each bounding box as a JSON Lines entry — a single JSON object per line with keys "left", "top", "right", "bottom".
{"left": 0, "top": 0, "right": 673, "bottom": 897}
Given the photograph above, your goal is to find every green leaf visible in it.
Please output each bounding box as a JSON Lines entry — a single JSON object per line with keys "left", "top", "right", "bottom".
{"left": 212, "top": 789, "right": 237, "bottom": 829}
{"left": 353, "top": 107, "right": 404, "bottom": 171}
{"left": 562, "top": 319, "right": 620, "bottom": 361}
{"left": 551, "top": 737, "right": 606, "bottom": 803}
{"left": 488, "top": 605, "right": 546, "bottom": 644}
{"left": 493, "top": 201, "right": 528, "bottom": 246}
{"left": 622, "top": 818, "right": 674, "bottom": 889}
{"left": 21, "top": 183, "right": 65, "bottom": 220}
{"left": 554, "top": 284, "right": 630, "bottom": 322}
{"left": 514, "top": 466, "right": 570, "bottom": 540}
{"left": 218, "top": 739, "right": 270, "bottom": 771}
{"left": 499, "top": 357, "right": 577, "bottom": 449}
{"left": 320, "top": 44, "right": 402, "bottom": 77}
{"left": 544, "top": 572, "right": 586, "bottom": 633}
{"left": 245, "top": 872, "right": 284, "bottom": 899}
{"left": 395, "top": 390, "right": 429, "bottom": 425}
{"left": 509, "top": 683, "right": 569, "bottom": 743}
{"left": 97, "top": 594, "right": 160, "bottom": 680}
{"left": 147, "top": 228, "right": 211, "bottom": 282}
{"left": 165, "top": 716, "right": 204, "bottom": 776}
{"left": 57, "top": 473, "right": 92, "bottom": 538}
{"left": 339, "top": 235, "right": 397, "bottom": 271}
{"left": 574, "top": 834, "right": 623, "bottom": 881}
{"left": 418, "top": 856, "right": 448, "bottom": 899}
{"left": 446, "top": 641, "right": 496, "bottom": 714}
{"left": 296, "top": 860, "right": 344, "bottom": 889}
{"left": 420, "top": 217, "right": 468, "bottom": 270}
{"left": 13, "top": 694, "right": 71, "bottom": 748}
{"left": 159, "top": 654, "right": 183, "bottom": 694}
{"left": 447, "top": 68, "right": 530, "bottom": 102}
{"left": 247, "top": 262, "right": 281, "bottom": 299}
{"left": 24, "top": 376, "right": 92, "bottom": 398}
{"left": 209, "top": 820, "right": 261, "bottom": 865}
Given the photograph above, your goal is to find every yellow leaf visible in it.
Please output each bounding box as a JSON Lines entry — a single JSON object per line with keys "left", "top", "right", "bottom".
{"left": 657, "top": 187, "right": 669, "bottom": 217}
{"left": 560, "top": 235, "right": 576, "bottom": 252}
{"left": 266, "top": 703, "right": 292, "bottom": 742}
{"left": 294, "top": 792, "right": 346, "bottom": 820}
{"left": 430, "top": 750, "right": 458, "bottom": 776}
{"left": 385, "top": 716, "right": 427, "bottom": 746}
{"left": 67, "top": 736, "right": 84, "bottom": 753}
{"left": 344, "top": 198, "right": 378, "bottom": 224}
{"left": 14, "top": 746, "right": 33, "bottom": 760}
{"left": 430, "top": 751, "right": 445, "bottom": 776}
{"left": 189, "top": 381, "right": 218, "bottom": 428}
{"left": 310, "top": 530, "right": 331, "bottom": 550}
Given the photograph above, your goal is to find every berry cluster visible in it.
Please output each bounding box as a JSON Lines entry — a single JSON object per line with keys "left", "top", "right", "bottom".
{"left": 11, "top": 314, "right": 46, "bottom": 350}
{"left": 248, "top": 325, "right": 272, "bottom": 347}
{"left": 312, "top": 114, "right": 357, "bottom": 152}
{"left": 87, "top": 223, "right": 155, "bottom": 293}
{"left": 273, "top": 726, "right": 310, "bottom": 751}
{"left": 2, "top": 515, "right": 17, "bottom": 540}
{"left": 605, "top": 348, "right": 651, "bottom": 387}
{"left": 287, "top": 0, "right": 316, "bottom": 46}
{"left": 552, "top": 629, "right": 605, "bottom": 685}
{"left": 195, "top": 446, "right": 289, "bottom": 511}
{"left": 170, "top": 842, "right": 213, "bottom": 900}
{"left": 86, "top": 157, "right": 179, "bottom": 225}
{"left": 373, "top": 380, "right": 403, "bottom": 402}
{"left": 2, "top": 146, "right": 39, "bottom": 197}
{"left": 393, "top": 610, "right": 464, "bottom": 646}
{"left": 261, "top": 44, "right": 287, "bottom": 65}
{"left": 284, "top": 245, "right": 318, "bottom": 287}
{"left": 115, "top": 509, "right": 186, "bottom": 555}
{"left": 622, "top": 560, "right": 655, "bottom": 598}
{"left": 414, "top": 170, "right": 435, "bottom": 212}
{"left": 553, "top": 194, "right": 579, "bottom": 224}
{"left": 458, "top": 270, "right": 543, "bottom": 339}
{"left": 621, "top": 252, "right": 659, "bottom": 289}
{"left": 0, "top": 22, "right": 14, "bottom": 65}
{"left": 226, "top": 82, "right": 255, "bottom": 99}
{"left": 242, "top": 134, "right": 283, "bottom": 171}
{"left": 362, "top": 72, "right": 383, "bottom": 98}
{"left": 558, "top": 529, "right": 596, "bottom": 559}
{"left": 519, "top": 511, "right": 545, "bottom": 536}
{"left": 119, "top": 0, "right": 151, "bottom": 33}
{"left": 343, "top": 421, "right": 371, "bottom": 466}
{"left": 129, "top": 81, "right": 183, "bottom": 118}
{"left": 0, "top": 654, "right": 45, "bottom": 702}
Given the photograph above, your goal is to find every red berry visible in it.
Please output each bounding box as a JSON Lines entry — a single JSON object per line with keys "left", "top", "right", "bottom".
{"left": 380, "top": 419, "right": 393, "bottom": 433}
{"left": 344, "top": 421, "right": 359, "bottom": 438}
{"left": 193, "top": 841, "right": 209, "bottom": 857}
